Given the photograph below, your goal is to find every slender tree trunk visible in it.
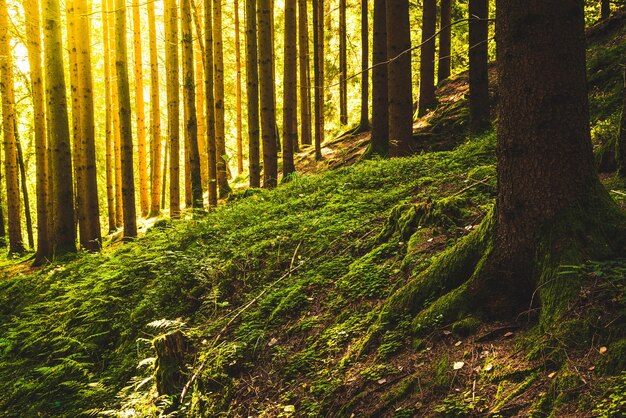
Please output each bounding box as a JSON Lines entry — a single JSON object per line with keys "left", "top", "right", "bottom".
{"left": 115, "top": 0, "right": 138, "bottom": 237}
{"left": 312, "top": 0, "right": 324, "bottom": 159}
{"left": 193, "top": 4, "right": 208, "bottom": 190}
{"left": 617, "top": 65, "right": 626, "bottom": 177}
{"left": 438, "top": 0, "right": 452, "bottom": 83}
{"left": 43, "top": 0, "right": 76, "bottom": 255}
{"left": 417, "top": 0, "right": 436, "bottom": 116}
{"left": 76, "top": 0, "right": 101, "bottom": 250}
{"left": 601, "top": 0, "right": 610, "bottom": 20}
{"left": 214, "top": 0, "right": 231, "bottom": 197}
{"left": 103, "top": 0, "right": 116, "bottom": 231}
{"left": 298, "top": 0, "right": 312, "bottom": 146}
{"left": 15, "top": 133, "right": 33, "bottom": 249}
{"left": 0, "top": 156, "right": 6, "bottom": 248}
{"left": 246, "top": 0, "right": 261, "bottom": 187}
{"left": 24, "top": 0, "right": 51, "bottom": 261}
{"left": 282, "top": 0, "right": 297, "bottom": 177}
{"left": 165, "top": 0, "right": 181, "bottom": 218}
{"left": 161, "top": 140, "right": 169, "bottom": 209}
{"left": 468, "top": 0, "right": 490, "bottom": 133}
{"left": 0, "top": 0, "right": 24, "bottom": 254}
{"left": 235, "top": 0, "right": 244, "bottom": 175}
{"left": 148, "top": 0, "right": 162, "bottom": 216}
{"left": 387, "top": 0, "right": 413, "bottom": 156}
{"left": 182, "top": 0, "right": 204, "bottom": 209}
{"left": 339, "top": 0, "right": 348, "bottom": 125}
{"left": 370, "top": 0, "right": 388, "bottom": 156}
{"left": 205, "top": 0, "right": 218, "bottom": 206}
{"left": 358, "top": 0, "right": 369, "bottom": 130}
{"left": 67, "top": 1, "right": 81, "bottom": 235}
{"left": 132, "top": 0, "right": 149, "bottom": 217}
{"left": 259, "top": 0, "right": 278, "bottom": 187}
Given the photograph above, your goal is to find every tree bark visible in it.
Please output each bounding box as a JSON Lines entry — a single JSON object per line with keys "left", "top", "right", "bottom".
{"left": 312, "top": 0, "right": 324, "bottom": 160}
{"left": 339, "top": 0, "right": 348, "bottom": 126}
{"left": 235, "top": 0, "right": 244, "bottom": 175}
{"left": 246, "top": 0, "right": 261, "bottom": 187}
{"left": 148, "top": 0, "right": 162, "bottom": 216}
{"left": 418, "top": 0, "right": 436, "bottom": 117}
{"left": 298, "top": 0, "right": 312, "bottom": 146}
{"left": 115, "top": 0, "right": 138, "bottom": 237}
{"left": 387, "top": 0, "right": 413, "bottom": 156}
{"left": 438, "top": 0, "right": 452, "bottom": 83}
{"left": 370, "top": 0, "right": 388, "bottom": 156}
{"left": 282, "top": 0, "right": 297, "bottom": 177}
{"left": 16, "top": 132, "right": 33, "bottom": 249}
{"left": 204, "top": 0, "right": 218, "bottom": 206}
{"left": 601, "top": 0, "right": 610, "bottom": 20}
{"left": 617, "top": 65, "right": 626, "bottom": 177}
{"left": 103, "top": 0, "right": 116, "bottom": 231}
{"left": 468, "top": 0, "right": 490, "bottom": 133}
{"left": 259, "top": 0, "right": 278, "bottom": 187}
{"left": 193, "top": 8, "right": 208, "bottom": 190}
{"left": 358, "top": 0, "right": 369, "bottom": 130}
{"left": 165, "top": 0, "right": 181, "bottom": 218}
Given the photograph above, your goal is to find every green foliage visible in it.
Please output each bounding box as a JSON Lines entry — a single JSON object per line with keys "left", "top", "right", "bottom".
{"left": 594, "top": 372, "right": 626, "bottom": 417}
{"left": 434, "top": 390, "right": 485, "bottom": 417}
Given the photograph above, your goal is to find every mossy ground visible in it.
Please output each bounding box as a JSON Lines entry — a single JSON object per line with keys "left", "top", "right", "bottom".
{"left": 1, "top": 13, "right": 626, "bottom": 418}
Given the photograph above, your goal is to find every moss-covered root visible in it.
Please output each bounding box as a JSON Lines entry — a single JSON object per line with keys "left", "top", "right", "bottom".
{"left": 154, "top": 330, "right": 188, "bottom": 397}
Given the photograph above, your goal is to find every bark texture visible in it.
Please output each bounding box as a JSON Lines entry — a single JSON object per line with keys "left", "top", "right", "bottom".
{"left": 370, "top": 0, "right": 388, "bottom": 156}
{"left": 468, "top": 0, "right": 490, "bottom": 133}
{"left": 418, "top": 0, "right": 436, "bottom": 116}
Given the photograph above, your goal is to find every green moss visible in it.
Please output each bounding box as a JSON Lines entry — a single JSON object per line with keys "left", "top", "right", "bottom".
{"left": 451, "top": 316, "right": 482, "bottom": 337}
{"left": 598, "top": 338, "right": 626, "bottom": 375}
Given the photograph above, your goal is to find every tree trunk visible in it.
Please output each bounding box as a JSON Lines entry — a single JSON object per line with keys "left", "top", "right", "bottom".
{"left": 194, "top": 16, "right": 209, "bottom": 191}
{"left": 132, "top": 0, "right": 149, "bottom": 217}
{"left": 259, "top": 0, "right": 278, "bottom": 187}
{"left": 182, "top": 0, "right": 204, "bottom": 209}
{"left": 617, "top": 65, "right": 626, "bottom": 177}
{"left": 312, "top": 0, "right": 324, "bottom": 160}
{"left": 417, "top": 0, "right": 436, "bottom": 117}
{"left": 204, "top": 0, "right": 218, "bottom": 206}
{"left": 358, "top": 0, "right": 369, "bottom": 130}
{"left": 115, "top": 0, "right": 138, "bottom": 237}
{"left": 298, "top": 0, "right": 312, "bottom": 146}
{"left": 282, "top": 0, "right": 297, "bottom": 178}
{"left": 43, "top": 0, "right": 76, "bottom": 255}
{"left": 67, "top": 1, "right": 81, "bottom": 236}
{"left": 148, "top": 0, "right": 162, "bottom": 216}
{"left": 387, "top": 0, "right": 413, "bottom": 156}
{"left": 165, "top": 0, "right": 181, "bottom": 218}
{"left": 601, "top": 0, "right": 610, "bottom": 20}
{"left": 235, "top": 0, "right": 244, "bottom": 175}
{"left": 103, "top": 0, "right": 116, "bottom": 231}
{"left": 339, "top": 0, "right": 348, "bottom": 126}
{"left": 370, "top": 0, "right": 388, "bottom": 157}
{"left": 213, "top": 0, "right": 231, "bottom": 197}
{"left": 161, "top": 140, "right": 169, "bottom": 209}
{"left": 16, "top": 133, "right": 33, "bottom": 249}
{"left": 438, "top": 0, "right": 452, "bottom": 83}
{"left": 246, "top": 0, "right": 261, "bottom": 187}
{"left": 468, "top": 0, "right": 490, "bottom": 133}
{"left": 24, "top": 0, "right": 51, "bottom": 261}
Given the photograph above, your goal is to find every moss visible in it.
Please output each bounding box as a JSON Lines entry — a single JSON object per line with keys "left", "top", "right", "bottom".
{"left": 153, "top": 330, "right": 188, "bottom": 397}
{"left": 490, "top": 372, "right": 539, "bottom": 414}
{"left": 451, "top": 316, "right": 482, "bottom": 337}
{"left": 598, "top": 338, "right": 626, "bottom": 375}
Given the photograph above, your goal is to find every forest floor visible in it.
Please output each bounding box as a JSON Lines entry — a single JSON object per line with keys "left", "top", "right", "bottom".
{"left": 1, "top": 13, "right": 626, "bottom": 418}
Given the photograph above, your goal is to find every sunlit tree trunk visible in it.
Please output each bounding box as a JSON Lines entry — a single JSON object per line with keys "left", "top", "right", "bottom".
{"left": 193, "top": 4, "right": 208, "bottom": 190}
{"left": 468, "top": 0, "right": 490, "bottom": 133}
{"left": 161, "top": 140, "right": 169, "bottom": 209}
{"left": 259, "top": 0, "right": 278, "bottom": 187}
{"left": 417, "top": 0, "right": 436, "bottom": 116}
{"left": 339, "top": 0, "right": 347, "bottom": 125}
{"left": 66, "top": 1, "right": 81, "bottom": 235}
{"left": 387, "top": 0, "right": 413, "bottom": 156}
{"left": 182, "top": 0, "right": 204, "bottom": 209}
{"left": 43, "top": 0, "right": 76, "bottom": 254}
{"left": 298, "top": 0, "right": 312, "bottom": 146}
{"left": 438, "top": 0, "right": 452, "bottom": 83}
{"left": 282, "top": 0, "right": 297, "bottom": 177}
{"left": 204, "top": 0, "right": 218, "bottom": 206}
{"left": 16, "top": 131, "right": 33, "bottom": 249}
{"left": 245, "top": 0, "right": 261, "bottom": 187}
{"left": 370, "top": 0, "right": 388, "bottom": 156}
{"left": 24, "top": 0, "right": 51, "bottom": 261}
{"left": 132, "top": 0, "right": 149, "bottom": 217}
{"left": 213, "top": 0, "right": 231, "bottom": 197}
{"left": 358, "top": 0, "right": 369, "bottom": 131}
{"left": 312, "top": 0, "right": 324, "bottom": 159}
{"left": 0, "top": 0, "right": 24, "bottom": 254}
{"left": 165, "top": 0, "right": 181, "bottom": 218}
{"left": 235, "top": 0, "right": 244, "bottom": 175}
{"left": 103, "top": 0, "right": 116, "bottom": 231}
{"left": 148, "top": 0, "right": 162, "bottom": 216}
{"left": 115, "top": 0, "right": 137, "bottom": 237}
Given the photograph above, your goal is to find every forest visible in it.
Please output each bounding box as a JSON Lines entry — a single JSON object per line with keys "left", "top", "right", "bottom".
{"left": 0, "top": 0, "right": 625, "bottom": 416}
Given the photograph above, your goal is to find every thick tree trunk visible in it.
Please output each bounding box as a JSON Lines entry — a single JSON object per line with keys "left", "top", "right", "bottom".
{"left": 387, "top": 0, "right": 413, "bottom": 156}
{"left": 298, "top": 0, "right": 312, "bottom": 146}
{"left": 103, "top": 0, "right": 116, "bottom": 230}
{"left": 370, "top": 0, "right": 388, "bottom": 156}
{"left": 213, "top": 0, "right": 231, "bottom": 197}
{"left": 235, "top": 0, "right": 244, "bottom": 175}
{"left": 182, "top": 0, "right": 204, "bottom": 209}
{"left": 43, "top": 0, "right": 76, "bottom": 255}
{"left": 165, "top": 0, "right": 181, "bottom": 218}
{"left": 246, "top": 0, "right": 261, "bottom": 187}
{"left": 204, "top": 0, "right": 218, "bottom": 206}
{"left": 282, "top": 0, "right": 297, "bottom": 177}
{"left": 115, "top": 0, "right": 138, "bottom": 238}
{"left": 194, "top": 17, "right": 208, "bottom": 190}
{"left": 339, "top": 0, "right": 348, "bottom": 126}
{"left": 438, "top": 0, "right": 452, "bottom": 83}
{"left": 312, "top": 0, "right": 324, "bottom": 160}
{"left": 418, "top": 0, "right": 436, "bottom": 117}
{"left": 616, "top": 66, "right": 626, "bottom": 176}
{"left": 468, "top": 0, "right": 490, "bottom": 133}
{"left": 148, "top": 0, "right": 162, "bottom": 216}
{"left": 24, "top": 0, "right": 51, "bottom": 261}
{"left": 358, "top": 0, "right": 369, "bottom": 130}
{"left": 259, "top": 0, "right": 278, "bottom": 187}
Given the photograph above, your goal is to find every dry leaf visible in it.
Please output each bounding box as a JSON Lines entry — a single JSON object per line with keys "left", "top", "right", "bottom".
{"left": 599, "top": 346, "right": 608, "bottom": 354}
{"left": 453, "top": 361, "right": 465, "bottom": 370}
{"left": 548, "top": 372, "right": 557, "bottom": 379}
{"left": 377, "top": 378, "right": 387, "bottom": 385}
{"left": 443, "top": 330, "right": 452, "bottom": 335}
{"left": 455, "top": 341, "right": 462, "bottom": 347}
{"left": 484, "top": 363, "right": 493, "bottom": 372}
{"left": 268, "top": 337, "right": 278, "bottom": 347}
{"left": 284, "top": 405, "right": 295, "bottom": 413}
{"left": 504, "top": 331, "right": 514, "bottom": 338}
